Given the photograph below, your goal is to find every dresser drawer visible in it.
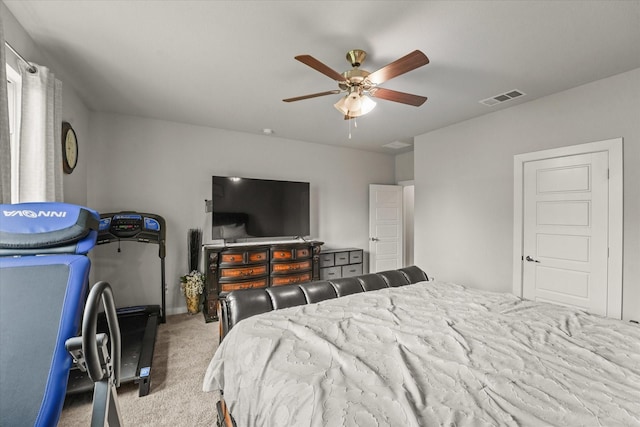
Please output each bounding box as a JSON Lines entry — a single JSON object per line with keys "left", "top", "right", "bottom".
{"left": 341, "top": 264, "right": 363, "bottom": 278}
{"left": 220, "top": 277, "right": 268, "bottom": 293}
{"left": 219, "top": 264, "right": 268, "bottom": 281}
{"left": 319, "top": 253, "right": 335, "bottom": 267}
{"left": 271, "top": 247, "right": 312, "bottom": 261}
{"left": 334, "top": 251, "right": 350, "bottom": 266}
{"left": 295, "top": 248, "right": 311, "bottom": 258}
{"left": 271, "top": 271, "right": 312, "bottom": 286}
{"left": 220, "top": 250, "right": 268, "bottom": 265}
{"left": 320, "top": 266, "right": 341, "bottom": 280}
{"left": 271, "top": 259, "right": 312, "bottom": 274}
{"left": 349, "top": 250, "right": 363, "bottom": 264}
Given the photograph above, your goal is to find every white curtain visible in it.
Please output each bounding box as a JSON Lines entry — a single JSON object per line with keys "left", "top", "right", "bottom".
{"left": 17, "top": 61, "right": 63, "bottom": 202}
{"left": 0, "top": 17, "right": 11, "bottom": 203}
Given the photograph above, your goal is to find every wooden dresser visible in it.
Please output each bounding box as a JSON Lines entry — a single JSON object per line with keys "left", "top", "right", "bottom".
{"left": 203, "top": 240, "right": 323, "bottom": 322}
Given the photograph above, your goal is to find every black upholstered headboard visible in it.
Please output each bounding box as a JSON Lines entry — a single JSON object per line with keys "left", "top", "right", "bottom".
{"left": 218, "top": 266, "right": 428, "bottom": 341}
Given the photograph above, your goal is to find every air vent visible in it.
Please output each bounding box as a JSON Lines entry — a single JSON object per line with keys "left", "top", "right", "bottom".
{"left": 383, "top": 140, "right": 411, "bottom": 149}
{"left": 480, "top": 89, "right": 526, "bottom": 107}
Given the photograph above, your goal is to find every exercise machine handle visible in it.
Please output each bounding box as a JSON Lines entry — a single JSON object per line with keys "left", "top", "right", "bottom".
{"left": 82, "top": 281, "right": 121, "bottom": 387}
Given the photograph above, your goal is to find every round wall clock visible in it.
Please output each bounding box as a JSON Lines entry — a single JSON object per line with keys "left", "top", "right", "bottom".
{"left": 61, "top": 121, "right": 78, "bottom": 174}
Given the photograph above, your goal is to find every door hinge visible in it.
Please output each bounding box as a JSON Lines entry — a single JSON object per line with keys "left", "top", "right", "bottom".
{"left": 607, "top": 169, "right": 610, "bottom": 179}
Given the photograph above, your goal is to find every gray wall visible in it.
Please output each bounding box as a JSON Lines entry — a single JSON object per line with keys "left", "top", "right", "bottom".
{"left": 395, "top": 151, "right": 414, "bottom": 182}
{"left": 87, "top": 113, "right": 396, "bottom": 313}
{"left": 414, "top": 68, "right": 640, "bottom": 321}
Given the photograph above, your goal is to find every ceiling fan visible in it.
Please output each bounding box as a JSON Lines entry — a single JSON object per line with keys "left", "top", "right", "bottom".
{"left": 283, "top": 49, "right": 429, "bottom": 119}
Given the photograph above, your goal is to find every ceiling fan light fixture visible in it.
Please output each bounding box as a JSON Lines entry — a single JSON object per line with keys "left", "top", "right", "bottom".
{"left": 334, "top": 91, "right": 357, "bottom": 114}
{"left": 334, "top": 91, "right": 376, "bottom": 118}
{"left": 359, "top": 94, "right": 377, "bottom": 115}
{"left": 344, "top": 92, "right": 362, "bottom": 111}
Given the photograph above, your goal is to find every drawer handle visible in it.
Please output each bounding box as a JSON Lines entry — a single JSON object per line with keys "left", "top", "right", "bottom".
{"left": 242, "top": 269, "right": 254, "bottom": 276}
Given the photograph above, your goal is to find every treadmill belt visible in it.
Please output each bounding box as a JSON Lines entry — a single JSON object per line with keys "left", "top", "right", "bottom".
{"left": 66, "top": 306, "right": 160, "bottom": 396}
{"left": 103, "top": 314, "right": 146, "bottom": 382}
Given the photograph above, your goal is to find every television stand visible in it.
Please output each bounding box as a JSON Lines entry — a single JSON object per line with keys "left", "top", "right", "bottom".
{"left": 202, "top": 240, "right": 323, "bottom": 322}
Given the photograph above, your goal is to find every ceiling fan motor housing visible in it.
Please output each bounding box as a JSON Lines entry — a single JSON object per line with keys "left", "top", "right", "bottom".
{"left": 346, "top": 49, "right": 367, "bottom": 67}
{"left": 339, "top": 69, "right": 372, "bottom": 91}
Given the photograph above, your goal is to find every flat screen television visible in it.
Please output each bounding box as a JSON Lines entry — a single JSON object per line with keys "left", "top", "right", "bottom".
{"left": 211, "top": 176, "right": 310, "bottom": 241}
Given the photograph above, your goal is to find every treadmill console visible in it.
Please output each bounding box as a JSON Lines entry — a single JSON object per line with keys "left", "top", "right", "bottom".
{"left": 98, "top": 212, "right": 166, "bottom": 245}
{"left": 97, "top": 211, "right": 167, "bottom": 324}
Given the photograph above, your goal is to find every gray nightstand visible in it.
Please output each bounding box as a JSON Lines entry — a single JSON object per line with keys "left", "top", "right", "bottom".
{"left": 319, "top": 248, "right": 363, "bottom": 280}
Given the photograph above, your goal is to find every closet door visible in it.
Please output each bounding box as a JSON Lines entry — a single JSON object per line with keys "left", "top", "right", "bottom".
{"left": 369, "top": 184, "right": 403, "bottom": 273}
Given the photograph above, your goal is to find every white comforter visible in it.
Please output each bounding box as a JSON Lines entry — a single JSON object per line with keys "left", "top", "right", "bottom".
{"left": 204, "top": 281, "right": 640, "bottom": 426}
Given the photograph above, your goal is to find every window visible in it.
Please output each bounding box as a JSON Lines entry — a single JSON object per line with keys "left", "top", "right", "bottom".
{"left": 6, "top": 62, "right": 21, "bottom": 202}
{"left": 5, "top": 56, "right": 62, "bottom": 203}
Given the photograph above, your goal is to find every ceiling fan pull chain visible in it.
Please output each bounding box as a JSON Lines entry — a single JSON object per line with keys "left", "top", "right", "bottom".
{"left": 348, "top": 117, "right": 352, "bottom": 139}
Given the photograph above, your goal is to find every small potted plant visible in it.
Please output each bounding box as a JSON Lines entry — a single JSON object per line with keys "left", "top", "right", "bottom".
{"left": 181, "top": 228, "right": 203, "bottom": 314}
{"left": 180, "top": 270, "right": 204, "bottom": 314}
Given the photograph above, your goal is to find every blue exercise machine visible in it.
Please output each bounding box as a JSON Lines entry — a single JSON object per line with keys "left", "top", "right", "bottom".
{"left": 67, "top": 210, "right": 166, "bottom": 397}
{"left": 0, "top": 202, "right": 122, "bottom": 426}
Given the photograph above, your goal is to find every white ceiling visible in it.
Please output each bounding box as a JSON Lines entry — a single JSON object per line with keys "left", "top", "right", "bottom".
{"left": 5, "top": 1, "right": 640, "bottom": 153}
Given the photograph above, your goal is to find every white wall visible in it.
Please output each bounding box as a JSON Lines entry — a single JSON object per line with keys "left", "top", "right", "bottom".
{"left": 1, "top": 3, "right": 91, "bottom": 206}
{"left": 395, "top": 151, "right": 414, "bottom": 182}
{"left": 414, "top": 68, "right": 640, "bottom": 321}
{"left": 87, "top": 113, "right": 396, "bottom": 314}
{"left": 403, "top": 185, "right": 414, "bottom": 266}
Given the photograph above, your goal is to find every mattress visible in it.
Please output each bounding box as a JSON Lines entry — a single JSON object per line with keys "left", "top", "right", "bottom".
{"left": 203, "top": 281, "right": 640, "bottom": 426}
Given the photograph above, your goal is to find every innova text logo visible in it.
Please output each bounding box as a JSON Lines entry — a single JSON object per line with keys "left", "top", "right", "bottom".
{"left": 2, "top": 210, "right": 68, "bottom": 218}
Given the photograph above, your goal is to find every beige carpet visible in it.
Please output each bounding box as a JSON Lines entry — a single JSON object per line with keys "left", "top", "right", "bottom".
{"left": 60, "top": 313, "right": 220, "bottom": 426}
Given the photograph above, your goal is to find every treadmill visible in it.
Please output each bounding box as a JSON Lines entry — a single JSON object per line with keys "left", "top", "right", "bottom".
{"left": 67, "top": 211, "right": 166, "bottom": 397}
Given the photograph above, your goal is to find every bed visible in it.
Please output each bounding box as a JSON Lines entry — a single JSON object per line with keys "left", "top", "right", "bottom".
{"left": 203, "top": 267, "right": 640, "bottom": 426}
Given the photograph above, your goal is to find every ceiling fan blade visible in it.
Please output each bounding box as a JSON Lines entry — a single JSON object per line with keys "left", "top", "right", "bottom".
{"left": 283, "top": 90, "right": 341, "bottom": 102}
{"left": 369, "top": 87, "right": 427, "bottom": 106}
{"left": 366, "top": 50, "right": 429, "bottom": 85}
{"left": 295, "top": 55, "right": 347, "bottom": 82}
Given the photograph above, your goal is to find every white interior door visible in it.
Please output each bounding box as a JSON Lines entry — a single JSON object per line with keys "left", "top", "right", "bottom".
{"left": 522, "top": 152, "right": 609, "bottom": 315}
{"left": 403, "top": 185, "right": 415, "bottom": 266}
{"left": 369, "top": 185, "right": 403, "bottom": 273}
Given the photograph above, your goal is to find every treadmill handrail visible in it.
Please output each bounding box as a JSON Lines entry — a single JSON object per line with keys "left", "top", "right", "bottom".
{"left": 82, "top": 281, "right": 121, "bottom": 386}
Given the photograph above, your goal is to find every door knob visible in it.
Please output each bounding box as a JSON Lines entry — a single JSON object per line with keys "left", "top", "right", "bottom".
{"left": 370, "top": 237, "right": 379, "bottom": 241}
{"left": 525, "top": 255, "right": 540, "bottom": 263}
